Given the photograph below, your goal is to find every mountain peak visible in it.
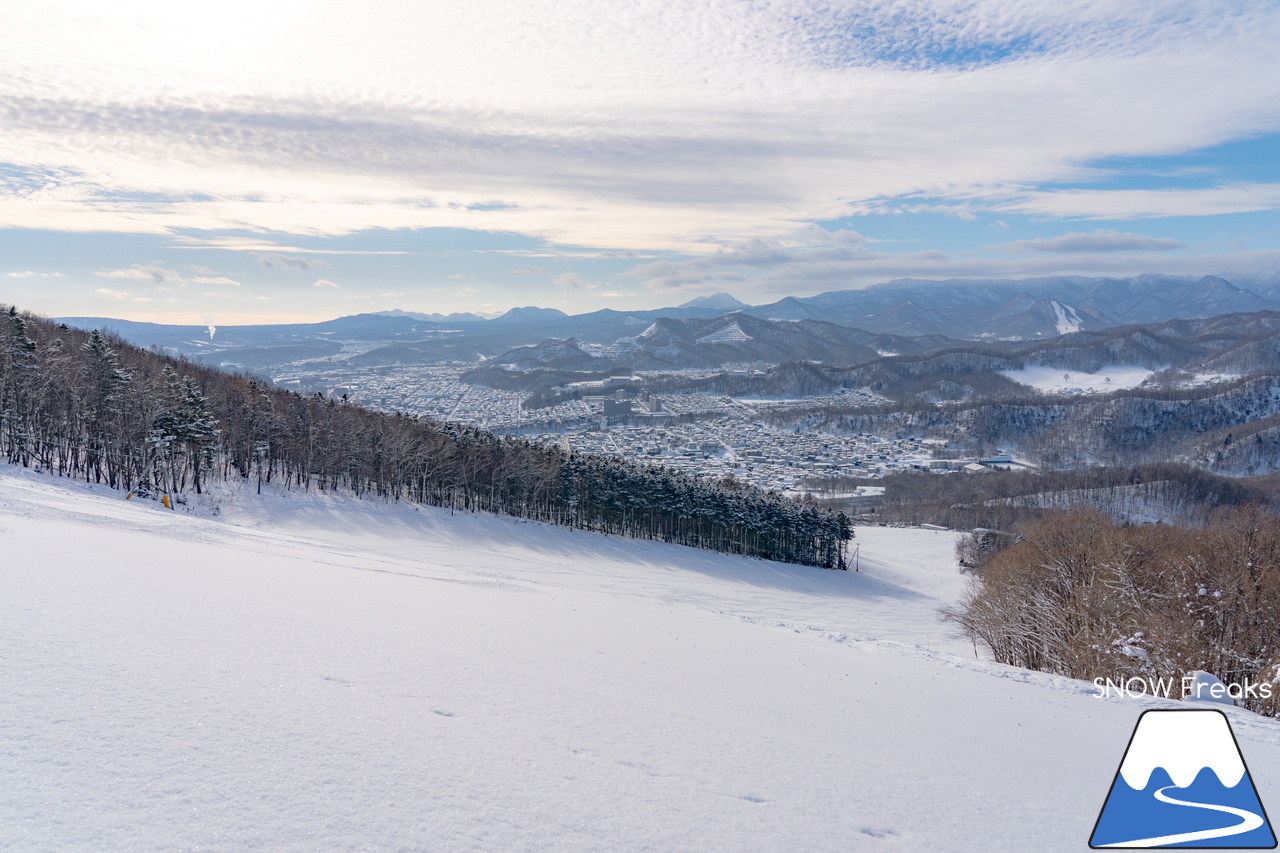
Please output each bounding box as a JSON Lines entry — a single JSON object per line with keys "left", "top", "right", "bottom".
{"left": 678, "top": 292, "right": 750, "bottom": 310}
{"left": 371, "top": 308, "right": 486, "bottom": 323}
{"left": 491, "top": 306, "right": 570, "bottom": 324}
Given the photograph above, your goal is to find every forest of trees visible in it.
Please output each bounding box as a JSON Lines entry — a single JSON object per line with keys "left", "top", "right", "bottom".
{"left": 865, "top": 463, "right": 1280, "bottom": 530}
{"left": 0, "top": 306, "right": 851, "bottom": 569}
{"left": 943, "top": 508, "right": 1280, "bottom": 716}
{"left": 761, "top": 370, "right": 1280, "bottom": 474}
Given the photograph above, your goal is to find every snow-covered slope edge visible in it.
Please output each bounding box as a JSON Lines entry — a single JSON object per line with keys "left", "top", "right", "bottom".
{"left": 2, "top": 465, "right": 1278, "bottom": 852}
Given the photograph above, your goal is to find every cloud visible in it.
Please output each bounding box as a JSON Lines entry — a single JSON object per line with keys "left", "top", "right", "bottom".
{"left": 313, "top": 279, "right": 339, "bottom": 288}
{"left": 95, "top": 264, "right": 185, "bottom": 284}
{"left": 189, "top": 264, "right": 219, "bottom": 275}
{"left": 94, "top": 288, "right": 130, "bottom": 299}
{"left": 626, "top": 245, "right": 1280, "bottom": 293}
{"left": 515, "top": 265, "right": 550, "bottom": 275}
{"left": 997, "top": 184, "right": 1280, "bottom": 221}
{"left": 251, "top": 252, "right": 333, "bottom": 272}
{"left": 93, "top": 263, "right": 238, "bottom": 289}
{"left": 787, "top": 225, "right": 870, "bottom": 247}
{"left": 0, "top": 3, "right": 1276, "bottom": 250}
{"left": 623, "top": 236, "right": 882, "bottom": 289}
{"left": 553, "top": 272, "right": 595, "bottom": 289}
{"left": 5, "top": 270, "right": 63, "bottom": 278}
{"left": 993, "top": 229, "right": 1188, "bottom": 254}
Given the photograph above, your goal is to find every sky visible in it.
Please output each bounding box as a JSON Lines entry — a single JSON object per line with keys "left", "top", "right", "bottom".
{"left": 2, "top": 0, "right": 1279, "bottom": 324}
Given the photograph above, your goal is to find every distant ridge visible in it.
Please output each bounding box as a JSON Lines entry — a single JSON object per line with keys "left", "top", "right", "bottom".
{"left": 678, "top": 292, "right": 751, "bottom": 310}
{"left": 491, "top": 306, "right": 570, "bottom": 324}
{"left": 373, "top": 308, "right": 487, "bottom": 323}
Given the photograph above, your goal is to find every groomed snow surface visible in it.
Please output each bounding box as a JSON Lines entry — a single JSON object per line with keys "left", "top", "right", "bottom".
{"left": 1001, "top": 364, "right": 1155, "bottom": 394}
{"left": 3, "top": 464, "right": 1279, "bottom": 852}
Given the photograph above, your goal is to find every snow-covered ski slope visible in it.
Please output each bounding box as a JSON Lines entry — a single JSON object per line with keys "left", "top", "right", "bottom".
{"left": 3, "top": 464, "right": 1279, "bottom": 852}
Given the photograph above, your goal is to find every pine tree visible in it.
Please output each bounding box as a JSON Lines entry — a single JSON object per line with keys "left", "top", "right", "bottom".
{"left": 81, "top": 330, "right": 131, "bottom": 486}
{"left": 0, "top": 306, "right": 38, "bottom": 465}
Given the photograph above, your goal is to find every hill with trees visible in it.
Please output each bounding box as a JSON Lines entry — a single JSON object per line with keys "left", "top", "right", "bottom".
{"left": 0, "top": 306, "right": 850, "bottom": 569}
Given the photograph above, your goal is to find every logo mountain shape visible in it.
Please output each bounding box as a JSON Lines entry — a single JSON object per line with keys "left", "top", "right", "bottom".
{"left": 1090, "top": 709, "right": 1276, "bottom": 848}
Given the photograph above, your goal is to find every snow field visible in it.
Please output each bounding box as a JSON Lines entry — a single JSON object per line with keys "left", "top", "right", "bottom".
{"left": 2, "top": 465, "right": 1279, "bottom": 852}
{"left": 1001, "top": 364, "right": 1155, "bottom": 394}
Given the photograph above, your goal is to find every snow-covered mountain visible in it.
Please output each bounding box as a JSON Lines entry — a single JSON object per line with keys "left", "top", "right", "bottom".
{"left": 372, "top": 308, "right": 488, "bottom": 323}
{"left": 5, "top": 463, "right": 1280, "bottom": 851}
{"left": 58, "top": 274, "right": 1280, "bottom": 380}
{"left": 480, "top": 314, "right": 953, "bottom": 372}
{"left": 678, "top": 292, "right": 752, "bottom": 310}
{"left": 742, "top": 275, "right": 1280, "bottom": 338}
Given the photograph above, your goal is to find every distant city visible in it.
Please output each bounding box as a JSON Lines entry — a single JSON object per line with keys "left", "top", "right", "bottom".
{"left": 273, "top": 360, "right": 935, "bottom": 496}
{"left": 53, "top": 271, "right": 1280, "bottom": 505}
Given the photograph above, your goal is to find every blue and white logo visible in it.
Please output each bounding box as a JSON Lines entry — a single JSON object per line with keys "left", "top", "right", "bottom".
{"left": 1091, "top": 709, "right": 1276, "bottom": 848}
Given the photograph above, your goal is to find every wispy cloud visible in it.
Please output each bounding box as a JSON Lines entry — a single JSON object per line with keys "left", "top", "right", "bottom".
{"left": 997, "top": 184, "right": 1280, "bottom": 220}
{"left": 553, "top": 273, "right": 595, "bottom": 290}
{"left": 94, "top": 263, "right": 240, "bottom": 287}
{"left": 313, "top": 279, "right": 339, "bottom": 288}
{"left": 992, "top": 229, "right": 1187, "bottom": 254}
{"left": 95, "top": 264, "right": 185, "bottom": 284}
{"left": 251, "top": 252, "right": 332, "bottom": 272}
{"left": 626, "top": 244, "right": 1280, "bottom": 293}
{"left": 0, "top": 2, "right": 1275, "bottom": 250}
{"left": 4, "top": 270, "right": 63, "bottom": 278}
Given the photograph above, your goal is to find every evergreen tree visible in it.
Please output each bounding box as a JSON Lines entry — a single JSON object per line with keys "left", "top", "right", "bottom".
{"left": 0, "top": 307, "right": 851, "bottom": 568}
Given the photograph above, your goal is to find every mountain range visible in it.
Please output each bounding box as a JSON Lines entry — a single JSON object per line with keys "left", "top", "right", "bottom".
{"left": 56, "top": 273, "right": 1280, "bottom": 375}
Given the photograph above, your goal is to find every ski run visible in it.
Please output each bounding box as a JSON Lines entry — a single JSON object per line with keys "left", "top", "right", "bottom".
{"left": 3, "top": 463, "right": 1279, "bottom": 852}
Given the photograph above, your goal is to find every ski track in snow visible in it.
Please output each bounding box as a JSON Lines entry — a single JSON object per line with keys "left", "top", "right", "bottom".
{"left": 3, "top": 464, "right": 1280, "bottom": 852}
{"left": 1050, "top": 300, "right": 1082, "bottom": 335}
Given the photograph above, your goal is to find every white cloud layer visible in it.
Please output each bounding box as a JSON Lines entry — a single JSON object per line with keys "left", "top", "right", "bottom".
{"left": 625, "top": 240, "right": 1280, "bottom": 293}
{"left": 992, "top": 229, "right": 1187, "bottom": 254}
{"left": 0, "top": 1, "right": 1276, "bottom": 250}
{"left": 94, "top": 263, "right": 239, "bottom": 287}
{"left": 251, "top": 252, "right": 333, "bottom": 272}
{"left": 95, "top": 265, "right": 185, "bottom": 284}
{"left": 553, "top": 273, "right": 595, "bottom": 290}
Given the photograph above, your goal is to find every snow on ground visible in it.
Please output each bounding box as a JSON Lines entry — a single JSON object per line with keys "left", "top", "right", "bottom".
{"left": 1049, "top": 301, "right": 1082, "bottom": 335}
{"left": 1001, "top": 364, "right": 1156, "bottom": 394}
{"left": 3, "top": 464, "right": 1280, "bottom": 852}
{"left": 1190, "top": 371, "right": 1243, "bottom": 387}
